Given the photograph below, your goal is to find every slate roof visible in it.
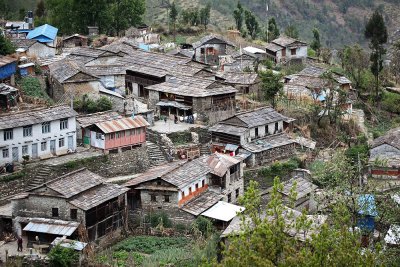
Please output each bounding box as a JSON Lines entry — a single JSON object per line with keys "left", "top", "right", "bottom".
{"left": 280, "top": 177, "right": 318, "bottom": 200}
{"left": 207, "top": 152, "right": 240, "bottom": 177}
{"left": 271, "top": 36, "right": 307, "bottom": 47}
{"left": 127, "top": 65, "right": 169, "bottom": 78}
{"left": 223, "top": 107, "right": 294, "bottom": 128}
{"left": 27, "top": 24, "right": 58, "bottom": 42}
{"left": 0, "top": 105, "right": 77, "bottom": 130}
{"left": 45, "top": 168, "right": 104, "bottom": 198}
{"left": 86, "top": 65, "right": 126, "bottom": 76}
{"left": 95, "top": 116, "right": 150, "bottom": 134}
{"left": 0, "top": 56, "right": 16, "bottom": 67}
{"left": 63, "top": 34, "right": 88, "bottom": 41}
{"left": 11, "top": 39, "right": 37, "bottom": 49}
{"left": 265, "top": 42, "right": 284, "bottom": 52}
{"left": 0, "top": 83, "right": 18, "bottom": 95}
{"left": 208, "top": 123, "right": 248, "bottom": 136}
{"left": 69, "top": 183, "right": 129, "bottom": 211}
{"left": 167, "top": 49, "right": 194, "bottom": 59}
{"left": 101, "top": 39, "right": 138, "bottom": 54}
{"left": 163, "top": 156, "right": 211, "bottom": 189}
{"left": 192, "top": 35, "right": 236, "bottom": 49}
{"left": 76, "top": 111, "right": 122, "bottom": 128}
{"left": 146, "top": 76, "right": 237, "bottom": 97}
{"left": 220, "top": 72, "right": 259, "bottom": 85}
{"left": 49, "top": 59, "right": 97, "bottom": 83}
{"left": 181, "top": 190, "right": 222, "bottom": 216}
{"left": 371, "top": 127, "right": 400, "bottom": 150}
{"left": 242, "top": 133, "right": 296, "bottom": 153}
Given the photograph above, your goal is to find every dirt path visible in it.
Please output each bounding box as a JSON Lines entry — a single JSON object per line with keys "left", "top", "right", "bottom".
{"left": 351, "top": 109, "right": 373, "bottom": 145}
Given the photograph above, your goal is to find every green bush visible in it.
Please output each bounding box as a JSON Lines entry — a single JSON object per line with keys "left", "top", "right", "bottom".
{"left": 147, "top": 212, "right": 173, "bottom": 228}
{"left": 0, "top": 171, "right": 26, "bottom": 183}
{"left": 382, "top": 91, "right": 400, "bottom": 114}
{"left": 19, "top": 77, "right": 51, "bottom": 101}
{"left": 113, "top": 236, "right": 189, "bottom": 254}
{"left": 113, "top": 250, "right": 144, "bottom": 267}
{"left": 48, "top": 245, "right": 79, "bottom": 267}
{"left": 73, "top": 95, "right": 112, "bottom": 114}
{"left": 258, "top": 158, "right": 300, "bottom": 183}
{"left": 191, "top": 216, "right": 214, "bottom": 238}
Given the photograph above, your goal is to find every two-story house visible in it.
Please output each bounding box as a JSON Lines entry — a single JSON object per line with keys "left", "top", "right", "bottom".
{"left": 209, "top": 107, "right": 299, "bottom": 166}
{"left": 265, "top": 36, "right": 308, "bottom": 64}
{"left": 11, "top": 168, "right": 128, "bottom": 245}
{"left": 124, "top": 153, "right": 244, "bottom": 225}
{"left": 0, "top": 105, "right": 77, "bottom": 165}
{"left": 193, "top": 35, "right": 236, "bottom": 66}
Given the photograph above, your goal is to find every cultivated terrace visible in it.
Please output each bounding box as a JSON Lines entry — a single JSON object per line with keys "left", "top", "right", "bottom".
{"left": 0, "top": 0, "right": 399, "bottom": 266}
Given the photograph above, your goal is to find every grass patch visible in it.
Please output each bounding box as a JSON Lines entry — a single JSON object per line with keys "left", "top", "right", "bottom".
{"left": 63, "top": 156, "right": 108, "bottom": 170}
{"left": 142, "top": 247, "right": 190, "bottom": 267}
{"left": 257, "top": 158, "right": 300, "bottom": 186}
{"left": 113, "top": 236, "right": 189, "bottom": 254}
{"left": 18, "top": 77, "right": 52, "bottom": 102}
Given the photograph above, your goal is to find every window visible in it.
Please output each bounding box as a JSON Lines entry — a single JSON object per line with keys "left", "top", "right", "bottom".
{"left": 164, "top": 195, "right": 170, "bottom": 203}
{"left": 195, "top": 183, "right": 199, "bottom": 190}
{"left": 189, "top": 187, "right": 192, "bottom": 195}
{"left": 291, "top": 48, "right": 296, "bottom": 56}
{"left": 227, "top": 193, "right": 232, "bottom": 203}
{"left": 137, "top": 128, "right": 141, "bottom": 134}
{"left": 265, "top": 125, "right": 269, "bottom": 135}
{"left": 59, "top": 138, "right": 65, "bottom": 147}
{"left": 236, "top": 188, "right": 240, "bottom": 199}
{"left": 202, "top": 180, "right": 205, "bottom": 187}
{"left": 157, "top": 181, "right": 162, "bottom": 185}
{"left": 41, "top": 141, "right": 47, "bottom": 151}
{"left": 60, "top": 119, "right": 68, "bottom": 130}
{"left": 2, "top": 149, "right": 9, "bottom": 158}
{"left": 42, "top": 122, "right": 51, "bottom": 133}
{"left": 4, "top": 129, "right": 13, "bottom": 140}
{"left": 138, "top": 84, "right": 145, "bottom": 97}
{"left": 116, "top": 132, "right": 120, "bottom": 138}
{"left": 255, "top": 127, "right": 258, "bottom": 138}
{"left": 52, "top": 208, "right": 59, "bottom": 217}
{"left": 22, "top": 145, "right": 28, "bottom": 155}
{"left": 23, "top": 126, "right": 32, "bottom": 137}
{"left": 151, "top": 195, "right": 157, "bottom": 202}
{"left": 121, "top": 131, "right": 125, "bottom": 138}
{"left": 181, "top": 191, "right": 185, "bottom": 199}
{"left": 275, "top": 122, "right": 279, "bottom": 133}
{"left": 96, "top": 133, "right": 102, "bottom": 139}
{"left": 110, "top": 133, "right": 115, "bottom": 139}
{"left": 126, "top": 130, "right": 131, "bottom": 136}
{"left": 70, "top": 209, "right": 77, "bottom": 219}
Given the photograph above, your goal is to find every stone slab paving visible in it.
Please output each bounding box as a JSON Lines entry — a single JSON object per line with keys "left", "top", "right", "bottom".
{"left": 150, "top": 120, "right": 204, "bottom": 134}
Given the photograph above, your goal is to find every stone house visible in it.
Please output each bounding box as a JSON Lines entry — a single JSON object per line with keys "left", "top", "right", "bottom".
{"left": 145, "top": 76, "right": 237, "bottom": 124}
{"left": 11, "top": 168, "right": 128, "bottom": 244}
{"left": 223, "top": 50, "right": 259, "bottom": 72}
{"left": 79, "top": 115, "right": 150, "bottom": 153}
{"left": 12, "top": 39, "right": 56, "bottom": 59}
{"left": 265, "top": 36, "right": 307, "bottom": 64}
{"left": 193, "top": 35, "right": 236, "bottom": 66}
{"left": 62, "top": 34, "right": 88, "bottom": 48}
{"left": 284, "top": 66, "right": 354, "bottom": 115}
{"left": 277, "top": 177, "right": 318, "bottom": 212}
{"left": 369, "top": 127, "right": 400, "bottom": 179}
{"left": 219, "top": 72, "right": 261, "bottom": 96}
{"left": 209, "top": 107, "right": 299, "bottom": 166}
{"left": 0, "top": 105, "right": 77, "bottom": 165}
{"left": 124, "top": 153, "right": 244, "bottom": 224}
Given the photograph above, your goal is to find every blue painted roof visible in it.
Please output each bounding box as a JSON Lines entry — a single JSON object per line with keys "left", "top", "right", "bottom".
{"left": 27, "top": 24, "right": 58, "bottom": 42}
{"left": 358, "top": 194, "right": 378, "bottom": 217}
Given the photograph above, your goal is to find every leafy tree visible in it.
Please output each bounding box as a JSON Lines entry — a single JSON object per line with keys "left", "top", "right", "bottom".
{"left": 233, "top": 1, "right": 244, "bottom": 31}
{"left": 311, "top": 28, "right": 321, "bottom": 56}
{"left": 48, "top": 245, "right": 79, "bottom": 267}
{"left": 259, "top": 70, "right": 283, "bottom": 108}
{"left": 199, "top": 3, "right": 211, "bottom": 31}
{"left": 266, "top": 17, "right": 280, "bottom": 42}
{"left": 169, "top": 2, "right": 178, "bottom": 41}
{"left": 0, "top": 33, "right": 15, "bottom": 55}
{"left": 109, "top": 0, "right": 146, "bottom": 36}
{"left": 35, "top": 0, "right": 45, "bottom": 18}
{"left": 244, "top": 10, "right": 259, "bottom": 40}
{"left": 284, "top": 25, "right": 299, "bottom": 39}
{"left": 339, "top": 44, "right": 370, "bottom": 92}
{"left": 365, "top": 10, "right": 388, "bottom": 101}
{"left": 217, "top": 179, "right": 380, "bottom": 267}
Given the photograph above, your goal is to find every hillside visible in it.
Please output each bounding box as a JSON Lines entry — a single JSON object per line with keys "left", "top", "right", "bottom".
{"left": 146, "top": 0, "right": 400, "bottom": 48}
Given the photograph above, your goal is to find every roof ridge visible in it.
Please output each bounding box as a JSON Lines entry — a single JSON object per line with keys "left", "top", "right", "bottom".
{"left": 0, "top": 104, "right": 71, "bottom": 118}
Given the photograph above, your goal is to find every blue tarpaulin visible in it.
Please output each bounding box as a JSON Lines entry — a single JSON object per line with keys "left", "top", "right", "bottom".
{"left": 0, "top": 61, "right": 17, "bottom": 80}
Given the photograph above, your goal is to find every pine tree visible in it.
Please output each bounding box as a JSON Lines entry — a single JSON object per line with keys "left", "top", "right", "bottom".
{"left": 365, "top": 10, "right": 388, "bottom": 102}
{"left": 233, "top": 2, "right": 243, "bottom": 31}
{"left": 244, "top": 10, "right": 259, "bottom": 40}
{"left": 311, "top": 28, "right": 321, "bottom": 55}
{"left": 169, "top": 2, "right": 178, "bottom": 42}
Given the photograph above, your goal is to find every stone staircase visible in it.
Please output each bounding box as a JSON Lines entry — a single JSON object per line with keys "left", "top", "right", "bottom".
{"left": 27, "top": 165, "right": 53, "bottom": 190}
{"left": 146, "top": 141, "right": 167, "bottom": 167}
{"left": 200, "top": 144, "right": 211, "bottom": 155}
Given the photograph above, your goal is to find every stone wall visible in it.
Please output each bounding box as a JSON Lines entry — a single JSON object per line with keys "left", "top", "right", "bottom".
{"left": 251, "top": 143, "right": 296, "bottom": 167}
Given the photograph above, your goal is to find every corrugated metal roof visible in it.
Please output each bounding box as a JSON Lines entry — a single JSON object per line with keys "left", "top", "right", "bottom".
{"left": 27, "top": 24, "right": 58, "bottom": 42}
{"left": 201, "top": 201, "right": 244, "bottom": 222}
{"left": 95, "top": 115, "right": 150, "bottom": 134}
{"left": 77, "top": 111, "right": 122, "bottom": 128}
{"left": 51, "top": 237, "right": 87, "bottom": 251}
{"left": 23, "top": 218, "right": 79, "bottom": 236}
{"left": 206, "top": 153, "right": 240, "bottom": 177}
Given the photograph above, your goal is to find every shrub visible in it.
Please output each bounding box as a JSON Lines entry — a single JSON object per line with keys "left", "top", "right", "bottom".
{"left": 73, "top": 95, "right": 112, "bottom": 114}
{"left": 19, "top": 77, "right": 51, "bottom": 101}
{"left": 191, "top": 216, "right": 214, "bottom": 238}
{"left": 48, "top": 245, "right": 79, "bottom": 267}
{"left": 258, "top": 158, "right": 300, "bottom": 183}
{"left": 113, "top": 250, "right": 144, "bottom": 267}
{"left": 148, "top": 212, "right": 173, "bottom": 228}
{"left": 382, "top": 91, "right": 400, "bottom": 114}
